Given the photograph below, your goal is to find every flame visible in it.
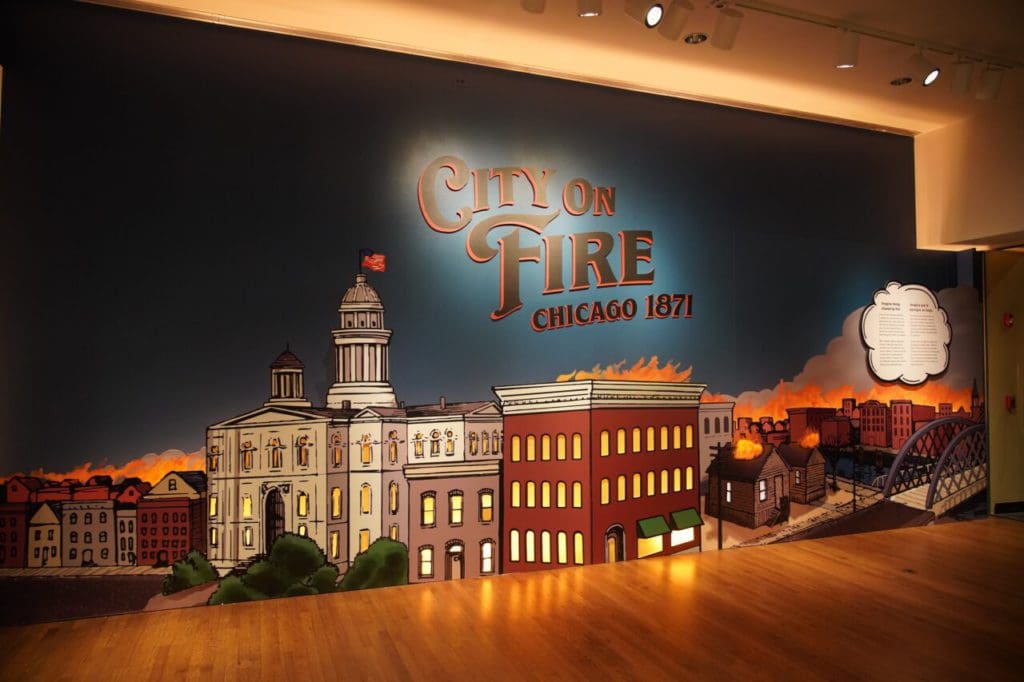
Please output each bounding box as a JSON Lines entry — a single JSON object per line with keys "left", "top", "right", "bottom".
{"left": 799, "top": 430, "right": 820, "bottom": 448}
{"left": 733, "top": 439, "right": 764, "bottom": 460}
{"left": 2, "top": 448, "right": 205, "bottom": 487}
{"left": 556, "top": 356, "right": 693, "bottom": 382}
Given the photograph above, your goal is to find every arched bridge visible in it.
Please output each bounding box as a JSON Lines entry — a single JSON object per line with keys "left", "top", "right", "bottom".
{"left": 881, "top": 416, "right": 987, "bottom": 516}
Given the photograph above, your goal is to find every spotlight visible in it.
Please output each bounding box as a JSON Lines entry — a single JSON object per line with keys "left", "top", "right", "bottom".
{"left": 835, "top": 30, "right": 859, "bottom": 69}
{"left": 710, "top": 7, "right": 743, "bottom": 50}
{"left": 577, "top": 0, "right": 601, "bottom": 18}
{"left": 976, "top": 66, "right": 1004, "bottom": 100}
{"left": 625, "top": 1, "right": 664, "bottom": 29}
{"left": 657, "top": 0, "right": 694, "bottom": 41}
{"left": 950, "top": 59, "right": 973, "bottom": 95}
{"left": 521, "top": 0, "right": 545, "bottom": 14}
{"left": 908, "top": 50, "right": 940, "bottom": 86}
{"left": 684, "top": 32, "right": 708, "bottom": 45}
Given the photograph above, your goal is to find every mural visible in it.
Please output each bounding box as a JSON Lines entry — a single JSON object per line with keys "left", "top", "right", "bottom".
{"left": 0, "top": 2, "right": 986, "bottom": 625}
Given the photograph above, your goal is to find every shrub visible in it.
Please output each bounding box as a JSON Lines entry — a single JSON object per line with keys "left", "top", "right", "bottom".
{"left": 340, "top": 538, "right": 408, "bottom": 591}
{"left": 208, "top": 533, "right": 339, "bottom": 605}
{"left": 162, "top": 550, "right": 219, "bottom": 595}
{"left": 208, "top": 576, "right": 267, "bottom": 605}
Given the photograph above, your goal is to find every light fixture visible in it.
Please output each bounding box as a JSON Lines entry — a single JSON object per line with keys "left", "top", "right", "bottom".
{"left": 835, "top": 30, "right": 859, "bottom": 69}
{"left": 657, "top": 0, "right": 693, "bottom": 41}
{"left": 577, "top": 0, "right": 601, "bottom": 18}
{"left": 950, "top": 58, "right": 973, "bottom": 95}
{"left": 625, "top": 1, "right": 664, "bottom": 29}
{"left": 908, "top": 50, "right": 940, "bottom": 86}
{"left": 976, "top": 66, "right": 1004, "bottom": 100}
{"left": 710, "top": 7, "right": 743, "bottom": 50}
{"left": 521, "top": 0, "right": 545, "bottom": 14}
{"left": 684, "top": 32, "right": 708, "bottom": 45}
{"left": 890, "top": 76, "right": 912, "bottom": 86}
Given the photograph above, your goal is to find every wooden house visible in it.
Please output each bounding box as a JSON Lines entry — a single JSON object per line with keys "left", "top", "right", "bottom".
{"left": 776, "top": 444, "right": 827, "bottom": 503}
{"left": 705, "top": 444, "right": 790, "bottom": 529}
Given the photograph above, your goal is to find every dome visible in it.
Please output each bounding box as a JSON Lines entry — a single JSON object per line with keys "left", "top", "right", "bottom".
{"left": 341, "top": 273, "right": 383, "bottom": 306}
{"left": 270, "top": 348, "right": 304, "bottom": 369}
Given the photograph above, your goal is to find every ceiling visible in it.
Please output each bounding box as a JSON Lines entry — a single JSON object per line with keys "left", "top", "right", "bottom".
{"left": 92, "top": 0, "right": 1023, "bottom": 135}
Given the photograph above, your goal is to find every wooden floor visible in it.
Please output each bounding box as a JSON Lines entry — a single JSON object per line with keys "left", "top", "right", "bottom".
{"left": 5, "top": 518, "right": 1024, "bottom": 681}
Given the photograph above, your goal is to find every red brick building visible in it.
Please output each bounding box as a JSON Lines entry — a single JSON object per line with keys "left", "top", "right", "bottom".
{"left": 494, "top": 381, "right": 704, "bottom": 573}
{"left": 859, "top": 400, "right": 892, "bottom": 448}
{"left": 820, "top": 416, "right": 852, "bottom": 447}
{"left": 137, "top": 471, "right": 207, "bottom": 566}
{"left": 4, "top": 476, "right": 44, "bottom": 503}
{"left": 786, "top": 407, "right": 839, "bottom": 444}
{"left": 0, "top": 502, "right": 30, "bottom": 567}
{"left": 890, "top": 400, "right": 937, "bottom": 451}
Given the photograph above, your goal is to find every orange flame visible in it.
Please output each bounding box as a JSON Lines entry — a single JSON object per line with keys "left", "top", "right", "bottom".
{"left": 2, "top": 449, "right": 205, "bottom": 487}
{"left": 799, "top": 430, "right": 821, "bottom": 448}
{"left": 556, "top": 356, "right": 693, "bottom": 382}
{"left": 733, "top": 439, "right": 764, "bottom": 460}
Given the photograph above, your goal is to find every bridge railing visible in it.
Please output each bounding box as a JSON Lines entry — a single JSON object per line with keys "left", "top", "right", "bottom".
{"left": 881, "top": 416, "right": 976, "bottom": 498}
{"left": 925, "top": 422, "right": 987, "bottom": 510}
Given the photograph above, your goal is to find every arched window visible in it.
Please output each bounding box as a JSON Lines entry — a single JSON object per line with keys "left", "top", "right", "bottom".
{"left": 445, "top": 430, "right": 455, "bottom": 455}
{"left": 99, "top": 531, "right": 108, "bottom": 543}
{"left": 632, "top": 427, "right": 641, "bottom": 453}
{"left": 209, "top": 528, "right": 218, "bottom": 548}
{"left": 99, "top": 512, "right": 107, "bottom": 524}
{"left": 389, "top": 482, "right": 399, "bottom": 514}
{"left": 70, "top": 532, "right": 78, "bottom": 543}
{"left": 361, "top": 434, "right": 373, "bottom": 464}
{"left": 541, "top": 531, "right": 552, "bottom": 563}
{"left": 573, "top": 532, "right": 584, "bottom": 565}
{"left": 556, "top": 481, "right": 567, "bottom": 508}
{"left": 686, "top": 466, "right": 695, "bottom": 490}
{"left": 524, "top": 530, "right": 536, "bottom": 562}
{"left": 632, "top": 473, "right": 642, "bottom": 498}
{"left": 430, "top": 430, "right": 441, "bottom": 456}
{"left": 479, "top": 490, "right": 494, "bottom": 522}
{"left": 360, "top": 484, "right": 371, "bottom": 514}
{"left": 661, "top": 469, "right": 669, "bottom": 494}
{"left": 493, "top": 430, "right": 501, "bottom": 455}
{"left": 660, "top": 426, "right": 669, "bottom": 450}
{"left": 414, "top": 432, "right": 425, "bottom": 458}
{"left": 647, "top": 471, "right": 656, "bottom": 496}
{"left": 673, "top": 426, "right": 682, "bottom": 449}
{"left": 509, "top": 529, "right": 521, "bottom": 562}
{"left": 600, "top": 430, "right": 610, "bottom": 457}
{"left": 541, "top": 481, "right": 551, "bottom": 508}
{"left": 481, "top": 431, "right": 490, "bottom": 454}
{"left": 704, "top": 417, "right": 711, "bottom": 434}
{"left": 207, "top": 445, "right": 221, "bottom": 473}
{"left": 510, "top": 481, "right": 521, "bottom": 508}
{"left": 209, "top": 495, "right": 218, "bottom": 518}
{"left": 69, "top": 513, "right": 78, "bottom": 525}
{"left": 686, "top": 425, "right": 694, "bottom": 448}
{"left": 616, "top": 428, "right": 626, "bottom": 454}
{"left": 297, "top": 492, "right": 308, "bottom": 517}
{"left": 724, "top": 419, "right": 731, "bottom": 433}
{"left": 268, "top": 438, "right": 284, "bottom": 469}
{"left": 421, "top": 493, "right": 436, "bottom": 526}
{"left": 673, "top": 467, "right": 682, "bottom": 492}
{"left": 419, "top": 546, "right": 433, "bottom": 578}
{"left": 572, "top": 482, "right": 583, "bottom": 508}
{"left": 469, "top": 432, "right": 479, "bottom": 455}
{"left": 600, "top": 478, "right": 610, "bottom": 505}
{"left": 556, "top": 434, "right": 566, "bottom": 460}
{"left": 388, "top": 431, "right": 399, "bottom": 464}
{"left": 572, "top": 433, "right": 582, "bottom": 460}
{"left": 296, "top": 435, "right": 311, "bottom": 467}
{"left": 714, "top": 417, "right": 721, "bottom": 434}
{"left": 241, "top": 441, "right": 256, "bottom": 470}
{"left": 331, "top": 488, "right": 342, "bottom": 519}
{"left": 332, "top": 434, "right": 343, "bottom": 467}
{"left": 526, "top": 481, "right": 536, "bottom": 508}
{"left": 526, "top": 435, "right": 536, "bottom": 461}
{"left": 646, "top": 426, "right": 655, "bottom": 452}
{"left": 557, "top": 531, "right": 568, "bottom": 564}
{"left": 617, "top": 475, "right": 627, "bottom": 501}
{"left": 541, "top": 434, "right": 551, "bottom": 461}
{"left": 511, "top": 435, "right": 521, "bottom": 462}
{"left": 449, "top": 491, "right": 464, "bottom": 525}
{"left": 480, "top": 540, "right": 495, "bottom": 574}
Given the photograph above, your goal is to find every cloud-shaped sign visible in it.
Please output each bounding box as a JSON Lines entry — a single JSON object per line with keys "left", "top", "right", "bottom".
{"left": 860, "top": 282, "right": 952, "bottom": 385}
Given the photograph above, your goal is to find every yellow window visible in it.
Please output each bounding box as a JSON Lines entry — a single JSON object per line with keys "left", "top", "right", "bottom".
{"left": 330, "top": 531, "right": 339, "bottom": 559}
{"left": 541, "top": 531, "right": 552, "bottom": 563}
{"left": 686, "top": 425, "right": 694, "bottom": 449}
{"left": 242, "top": 495, "right": 252, "bottom": 519}
{"left": 673, "top": 426, "right": 682, "bottom": 449}
{"left": 600, "top": 478, "right": 610, "bottom": 505}
{"left": 389, "top": 524, "right": 398, "bottom": 540}
{"left": 541, "top": 434, "right": 551, "bottom": 461}
{"left": 556, "top": 434, "right": 566, "bottom": 460}
{"left": 480, "top": 491, "right": 494, "bottom": 522}
{"left": 637, "top": 535, "right": 663, "bottom": 558}
{"left": 573, "top": 532, "right": 584, "bottom": 565}
{"left": 616, "top": 429, "right": 626, "bottom": 454}
{"left": 209, "top": 495, "right": 217, "bottom": 518}
{"left": 511, "top": 481, "right": 521, "bottom": 508}
{"left": 210, "top": 527, "right": 218, "bottom": 547}
{"left": 673, "top": 468, "right": 682, "bottom": 492}
{"left": 360, "top": 485, "right": 371, "bottom": 514}
{"left": 572, "top": 433, "right": 582, "bottom": 460}
{"left": 660, "top": 426, "right": 669, "bottom": 450}
{"left": 422, "top": 494, "right": 435, "bottom": 526}
{"left": 297, "top": 492, "right": 308, "bottom": 517}
{"left": 556, "top": 481, "right": 567, "bottom": 508}
{"left": 361, "top": 435, "right": 372, "bottom": 464}
{"left": 526, "top": 481, "right": 536, "bottom": 508}
{"left": 243, "top": 527, "right": 253, "bottom": 547}
{"left": 541, "top": 482, "right": 551, "bottom": 508}
{"left": 511, "top": 435, "right": 521, "bottom": 462}
{"left": 647, "top": 471, "right": 656, "bottom": 496}
{"left": 646, "top": 427, "right": 655, "bottom": 452}
{"left": 572, "top": 482, "right": 583, "bottom": 508}
{"left": 509, "top": 529, "right": 520, "bottom": 562}
{"left": 686, "top": 466, "right": 695, "bottom": 490}
{"left": 617, "top": 475, "right": 627, "bottom": 501}
{"left": 419, "top": 547, "right": 433, "bottom": 577}
{"left": 660, "top": 470, "right": 669, "bottom": 494}
{"left": 632, "top": 473, "right": 642, "bottom": 499}
{"left": 359, "top": 529, "right": 370, "bottom": 553}
{"left": 449, "top": 493, "right": 463, "bottom": 525}
{"left": 557, "top": 532, "right": 568, "bottom": 564}
{"left": 600, "top": 430, "right": 610, "bottom": 456}
{"left": 298, "top": 524, "right": 307, "bottom": 537}
{"left": 331, "top": 488, "right": 341, "bottom": 519}
{"left": 632, "top": 427, "right": 641, "bottom": 453}
{"left": 526, "top": 435, "right": 536, "bottom": 461}
{"left": 389, "top": 482, "right": 399, "bottom": 514}
{"left": 525, "top": 530, "right": 536, "bottom": 562}
{"left": 481, "top": 541, "right": 494, "bottom": 573}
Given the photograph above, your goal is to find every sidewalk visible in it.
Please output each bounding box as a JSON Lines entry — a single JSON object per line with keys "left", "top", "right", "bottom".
{"left": 0, "top": 566, "right": 166, "bottom": 578}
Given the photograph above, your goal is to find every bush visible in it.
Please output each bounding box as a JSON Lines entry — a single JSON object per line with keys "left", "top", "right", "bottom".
{"left": 340, "top": 538, "right": 408, "bottom": 591}
{"left": 307, "top": 564, "right": 340, "bottom": 594}
{"left": 208, "top": 576, "right": 267, "bottom": 605}
{"left": 208, "top": 533, "right": 339, "bottom": 606}
{"left": 162, "top": 550, "right": 219, "bottom": 595}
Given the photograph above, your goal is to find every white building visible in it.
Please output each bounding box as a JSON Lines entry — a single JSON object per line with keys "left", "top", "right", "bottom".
{"left": 698, "top": 401, "right": 735, "bottom": 493}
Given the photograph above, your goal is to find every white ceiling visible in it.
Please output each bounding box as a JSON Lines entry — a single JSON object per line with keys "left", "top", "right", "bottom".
{"left": 93, "top": 0, "right": 1023, "bottom": 135}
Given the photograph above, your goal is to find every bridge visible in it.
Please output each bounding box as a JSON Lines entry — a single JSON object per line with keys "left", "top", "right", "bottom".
{"left": 881, "top": 416, "right": 987, "bottom": 516}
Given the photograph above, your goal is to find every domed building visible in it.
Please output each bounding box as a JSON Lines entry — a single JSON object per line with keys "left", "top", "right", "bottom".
{"left": 204, "top": 273, "right": 503, "bottom": 581}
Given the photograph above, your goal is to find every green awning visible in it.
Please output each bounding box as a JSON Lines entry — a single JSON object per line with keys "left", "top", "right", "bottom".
{"left": 636, "top": 515, "right": 671, "bottom": 539}
{"left": 670, "top": 508, "right": 704, "bottom": 530}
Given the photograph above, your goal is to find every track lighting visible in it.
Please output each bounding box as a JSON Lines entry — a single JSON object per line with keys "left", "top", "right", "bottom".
{"left": 656, "top": 0, "right": 693, "bottom": 41}
{"left": 976, "top": 66, "right": 1004, "bottom": 100}
{"left": 835, "top": 30, "right": 859, "bottom": 69}
{"left": 625, "top": 1, "right": 664, "bottom": 29}
{"left": 908, "top": 50, "right": 940, "bottom": 86}
{"left": 521, "top": 0, "right": 545, "bottom": 14}
{"left": 710, "top": 7, "right": 743, "bottom": 50}
{"left": 950, "top": 59, "right": 973, "bottom": 95}
{"left": 577, "top": 0, "right": 602, "bottom": 18}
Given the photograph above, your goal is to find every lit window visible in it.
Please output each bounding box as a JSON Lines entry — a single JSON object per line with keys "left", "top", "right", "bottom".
{"left": 269, "top": 438, "right": 284, "bottom": 468}
{"left": 646, "top": 426, "right": 655, "bottom": 452}
{"left": 573, "top": 532, "right": 584, "bottom": 565}
{"left": 539, "top": 481, "right": 550, "bottom": 508}
{"left": 556, "top": 481, "right": 567, "bottom": 508}
{"left": 511, "top": 435, "right": 521, "bottom": 462}
{"left": 421, "top": 493, "right": 436, "bottom": 527}
{"left": 572, "top": 433, "right": 582, "bottom": 460}
{"left": 671, "top": 527, "right": 695, "bottom": 546}
{"left": 541, "top": 434, "right": 551, "bottom": 461}
{"left": 541, "top": 531, "right": 552, "bottom": 563}
{"left": 481, "top": 431, "right": 490, "bottom": 454}
{"left": 686, "top": 425, "right": 694, "bottom": 449}
{"left": 524, "top": 530, "right": 536, "bottom": 562}
{"left": 297, "top": 492, "right": 308, "bottom": 517}
{"left": 600, "top": 478, "right": 610, "bottom": 505}
{"left": 359, "top": 529, "right": 370, "bottom": 553}
{"left": 389, "top": 482, "right": 399, "bottom": 514}
{"left": 209, "top": 495, "right": 218, "bottom": 518}
{"left": 557, "top": 531, "right": 568, "bottom": 564}
{"left": 360, "top": 484, "right": 371, "bottom": 514}
{"left": 673, "top": 468, "right": 682, "bottom": 492}
{"left": 481, "top": 540, "right": 495, "bottom": 574}
{"left": 361, "top": 434, "right": 373, "bottom": 464}
{"left": 389, "top": 524, "right": 398, "bottom": 540}
{"left": 210, "top": 528, "right": 218, "bottom": 548}
{"left": 419, "top": 546, "right": 433, "bottom": 577}
{"left": 660, "top": 469, "right": 669, "bottom": 494}
{"left": 243, "top": 495, "right": 253, "bottom": 519}
{"left": 389, "top": 431, "right": 399, "bottom": 464}
{"left": 243, "top": 527, "right": 253, "bottom": 547}
{"left": 430, "top": 430, "right": 441, "bottom": 456}
{"left": 632, "top": 427, "right": 641, "bottom": 453}
{"left": 511, "top": 481, "right": 521, "bottom": 508}
{"left": 572, "top": 482, "right": 583, "bottom": 508}
{"left": 556, "top": 434, "right": 566, "bottom": 460}
{"left": 449, "top": 492, "right": 463, "bottom": 526}
{"left": 617, "top": 475, "right": 626, "bottom": 501}
{"left": 526, "top": 481, "right": 536, "bottom": 508}
{"left": 479, "top": 490, "right": 494, "bottom": 522}
{"left": 296, "top": 435, "right": 310, "bottom": 467}
{"left": 795, "top": 470, "right": 801, "bottom": 484}
{"left": 660, "top": 426, "right": 669, "bottom": 450}
{"left": 445, "top": 430, "right": 455, "bottom": 456}
{"left": 469, "top": 432, "right": 479, "bottom": 455}
{"left": 673, "top": 426, "right": 682, "bottom": 449}
{"left": 616, "top": 429, "right": 626, "bottom": 454}
{"left": 509, "top": 530, "right": 520, "bottom": 562}
{"left": 647, "top": 471, "right": 656, "bottom": 496}
{"left": 758, "top": 479, "right": 767, "bottom": 502}
{"left": 332, "top": 435, "right": 343, "bottom": 467}
{"left": 726, "top": 481, "right": 733, "bottom": 503}
{"left": 632, "top": 473, "right": 642, "bottom": 499}
{"left": 638, "top": 535, "right": 663, "bottom": 558}
{"left": 241, "top": 441, "right": 255, "bottom": 470}
{"left": 331, "top": 488, "right": 342, "bottom": 519}
{"left": 600, "top": 430, "right": 610, "bottom": 457}
{"left": 330, "top": 531, "right": 340, "bottom": 559}
{"left": 414, "top": 432, "right": 425, "bottom": 458}
{"left": 207, "top": 445, "right": 220, "bottom": 473}
{"left": 526, "top": 435, "right": 536, "bottom": 461}
{"left": 298, "top": 524, "right": 307, "bottom": 537}
{"left": 686, "top": 466, "right": 694, "bottom": 491}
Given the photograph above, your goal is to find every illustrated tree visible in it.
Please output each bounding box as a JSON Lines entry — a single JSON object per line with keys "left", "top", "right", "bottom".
{"left": 162, "top": 550, "right": 219, "bottom": 595}
{"left": 340, "top": 538, "right": 409, "bottom": 591}
{"left": 819, "top": 436, "right": 843, "bottom": 492}
{"left": 208, "top": 533, "right": 339, "bottom": 606}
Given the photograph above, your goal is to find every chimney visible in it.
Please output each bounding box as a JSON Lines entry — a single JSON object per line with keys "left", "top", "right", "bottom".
{"left": 342, "top": 400, "right": 351, "bottom": 410}
{"left": 439, "top": 395, "right": 446, "bottom": 410}
{"left": 399, "top": 400, "right": 405, "bottom": 408}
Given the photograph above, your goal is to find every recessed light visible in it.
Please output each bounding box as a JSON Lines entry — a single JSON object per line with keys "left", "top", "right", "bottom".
{"left": 890, "top": 76, "right": 912, "bottom": 86}
{"left": 684, "top": 32, "right": 708, "bottom": 44}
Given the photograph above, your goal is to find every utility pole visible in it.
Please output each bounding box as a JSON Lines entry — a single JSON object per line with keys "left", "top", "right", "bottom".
{"left": 711, "top": 444, "right": 726, "bottom": 551}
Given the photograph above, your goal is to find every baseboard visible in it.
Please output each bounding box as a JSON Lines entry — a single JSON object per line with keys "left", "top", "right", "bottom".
{"left": 993, "top": 500, "right": 1024, "bottom": 514}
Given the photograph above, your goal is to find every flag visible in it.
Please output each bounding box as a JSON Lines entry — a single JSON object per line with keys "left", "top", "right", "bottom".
{"left": 361, "top": 251, "right": 386, "bottom": 272}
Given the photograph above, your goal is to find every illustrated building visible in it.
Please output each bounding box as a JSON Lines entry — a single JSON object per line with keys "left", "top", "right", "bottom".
{"left": 775, "top": 445, "right": 826, "bottom": 504}
{"left": 858, "top": 400, "right": 892, "bottom": 448}
{"left": 116, "top": 506, "right": 138, "bottom": 566}
{"left": 890, "top": 401, "right": 937, "bottom": 451}
{"left": 820, "top": 416, "right": 852, "bottom": 447}
{"left": 698, "top": 401, "right": 734, "bottom": 493}
{"left": 786, "top": 407, "right": 839, "bottom": 444}
{"left": 0, "top": 501, "right": 30, "bottom": 568}
{"left": 705, "top": 444, "right": 790, "bottom": 529}
{"left": 62, "top": 499, "right": 116, "bottom": 566}
{"left": 494, "top": 381, "right": 705, "bottom": 573}
{"left": 137, "top": 471, "right": 207, "bottom": 566}
{"left": 27, "top": 502, "right": 62, "bottom": 568}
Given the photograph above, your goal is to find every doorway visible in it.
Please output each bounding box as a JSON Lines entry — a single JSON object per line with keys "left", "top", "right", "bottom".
{"left": 445, "top": 544, "right": 464, "bottom": 580}
{"left": 605, "top": 525, "right": 624, "bottom": 563}
{"left": 265, "top": 488, "right": 285, "bottom": 553}
{"left": 773, "top": 475, "right": 785, "bottom": 502}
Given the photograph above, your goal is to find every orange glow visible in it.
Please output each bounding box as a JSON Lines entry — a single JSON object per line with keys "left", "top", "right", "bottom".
{"left": 733, "top": 439, "right": 764, "bottom": 460}
{"left": 799, "top": 430, "right": 821, "bottom": 448}
{"left": 1, "top": 448, "right": 205, "bottom": 487}
{"left": 556, "top": 356, "right": 693, "bottom": 382}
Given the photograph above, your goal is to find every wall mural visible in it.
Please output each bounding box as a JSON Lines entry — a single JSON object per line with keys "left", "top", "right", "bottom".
{"left": 0, "top": 2, "right": 986, "bottom": 625}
